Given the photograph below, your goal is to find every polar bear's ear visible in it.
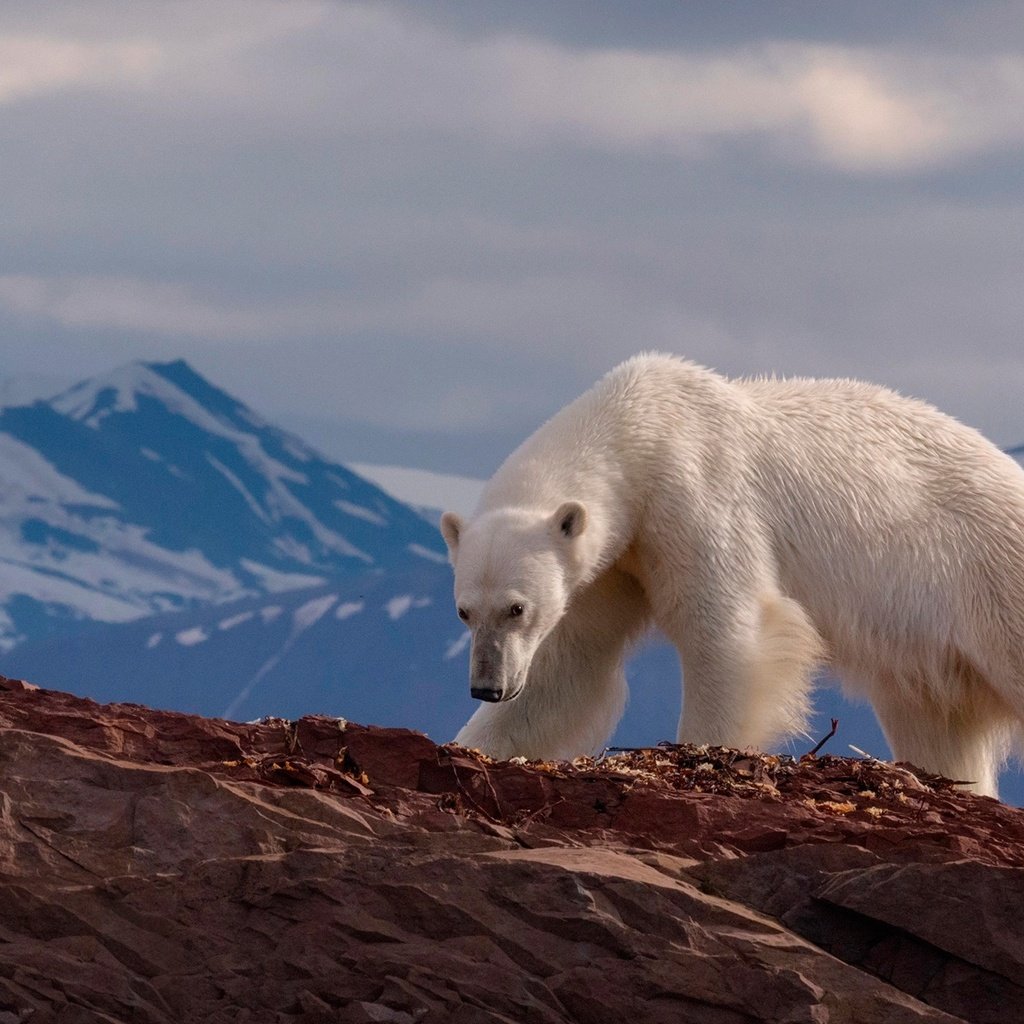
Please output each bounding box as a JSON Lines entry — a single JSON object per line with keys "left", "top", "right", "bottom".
{"left": 439, "top": 511, "right": 464, "bottom": 559}
{"left": 552, "top": 501, "right": 587, "bottom": 540}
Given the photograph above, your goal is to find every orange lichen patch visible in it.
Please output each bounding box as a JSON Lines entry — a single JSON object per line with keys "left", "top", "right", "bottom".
{"left": 816, "top": 800, "right": 858, "bottom": 814}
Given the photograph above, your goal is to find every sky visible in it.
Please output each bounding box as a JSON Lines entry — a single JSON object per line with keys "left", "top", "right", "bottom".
{"left": 1, "top": 1, "right": 1023, "bottom": 475}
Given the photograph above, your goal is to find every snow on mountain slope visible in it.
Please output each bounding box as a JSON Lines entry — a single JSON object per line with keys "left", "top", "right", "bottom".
{"left": 0, "top": 428, "right": 243, "bottom": 648}
{"left": 350, "top": 463, "right": 484, "bottom": 518}
{"left": 0, "top": 360, "right": 448, "bottom": 649}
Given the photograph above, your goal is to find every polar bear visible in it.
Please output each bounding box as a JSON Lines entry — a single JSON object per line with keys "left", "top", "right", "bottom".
{"left": 440, "top": 354, "right": 1024, "bottom": 797}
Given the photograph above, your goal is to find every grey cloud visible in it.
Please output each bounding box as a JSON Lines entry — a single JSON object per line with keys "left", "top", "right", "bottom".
{"left": 397, "top": 0, "right": 1024, "bottom": 54}
{"left": 0, "top": 1, "right": 1022, "bottom": 474}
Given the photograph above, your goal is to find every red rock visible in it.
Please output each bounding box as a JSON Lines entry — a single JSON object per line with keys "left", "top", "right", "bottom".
{"left": 2, "top": 674, "right": 1022, "bottom": 1022}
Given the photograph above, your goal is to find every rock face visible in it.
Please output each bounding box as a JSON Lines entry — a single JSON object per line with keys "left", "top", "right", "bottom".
{"left": 1, "top": 676, "right": 1022, "bottom": 1023}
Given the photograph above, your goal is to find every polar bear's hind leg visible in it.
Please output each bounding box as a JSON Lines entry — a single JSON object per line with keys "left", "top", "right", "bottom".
{"left": 865, "top": 656, "right": 1018, "bottom": 798}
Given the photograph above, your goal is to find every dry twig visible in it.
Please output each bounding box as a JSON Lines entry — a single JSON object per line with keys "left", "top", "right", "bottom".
{"left": 803, "top": 718, "right": 839, "bottom": 759}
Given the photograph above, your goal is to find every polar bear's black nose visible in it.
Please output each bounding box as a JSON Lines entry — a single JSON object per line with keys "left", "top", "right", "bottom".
{"left": 471, "top": 686, "right": 503, "bottom": 702}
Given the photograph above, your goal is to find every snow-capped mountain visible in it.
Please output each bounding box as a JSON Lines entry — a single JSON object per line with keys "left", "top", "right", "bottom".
{"left": 0, "top": 360, "right": 447, "bottom": 650}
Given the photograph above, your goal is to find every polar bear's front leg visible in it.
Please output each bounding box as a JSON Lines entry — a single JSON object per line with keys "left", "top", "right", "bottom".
{"left": 667, "top": 588, "right": 824, "bottom": 752}
{"left": 454, "top": 568, "right": 650, "bottom": 761}
{"left": 453, "top": 629, "right": 628, "bottom": 761}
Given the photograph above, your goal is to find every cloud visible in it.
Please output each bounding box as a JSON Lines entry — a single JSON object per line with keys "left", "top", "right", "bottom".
{"left": 0, "top": 276, "right": 267, "bottom": 340}
{"left": 3, "top": 6, "right": 1021, "bottom": 346}
{"left": 7, "top": 5, "right": 1023, "bottom": 172}
{"left": 339, "top": 24, "right": 1021, "bottom": 171}
{"left": 0, "top": 268, "right": 727, "bottom": 378}
{"left": 445, "top": 36, "right": 1024, "bottom": 172}
{"left": 0, "top": 34, "right": 160, "bottom": 104}
{"left": 269, "top": 21, "right": 1019, "bottom": 171}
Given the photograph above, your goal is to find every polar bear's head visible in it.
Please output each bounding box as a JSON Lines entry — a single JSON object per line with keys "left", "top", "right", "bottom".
{"left": 440, "top": 502, "right": 588, "bottom": 704}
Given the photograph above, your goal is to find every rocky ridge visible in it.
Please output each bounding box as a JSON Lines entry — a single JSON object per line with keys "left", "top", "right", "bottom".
{"left": 0, "top": 674, "right": 1022, "bottom": 1023}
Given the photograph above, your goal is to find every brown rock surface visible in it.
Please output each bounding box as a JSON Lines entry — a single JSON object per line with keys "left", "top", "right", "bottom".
{"left": 1, "top": 675, "right": 1022, "bottom": 1023}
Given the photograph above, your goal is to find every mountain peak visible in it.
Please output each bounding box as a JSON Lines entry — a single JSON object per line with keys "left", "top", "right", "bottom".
{"left": 50, "top": 359, "right": 254, "bottom": 434}
{"left": 145, "top": 359, "right": 263, "bottom": 426}
{"left": 52, "top": 360, "right": 188, "bottom": 424}
{"left": 149, "top": 357, "right": 193, "bottom": 373}
{"left": 0, "top": 357, "right": 449, "bottom": 650}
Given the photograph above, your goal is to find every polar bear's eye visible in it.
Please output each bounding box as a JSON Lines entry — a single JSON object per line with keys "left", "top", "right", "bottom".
{"left": 457, "top": 607, "right": 470, "bottom": 622}
{"left": 509, "top": 603, "right": 524, "bottom": 618}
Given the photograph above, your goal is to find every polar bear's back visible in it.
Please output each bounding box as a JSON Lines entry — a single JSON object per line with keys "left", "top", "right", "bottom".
{"left": 740, "top": 372, "right": 1024, "bottom": 539}
{"left": 482, "top": 353, "right": 1024, "bottom": 546}
{"left": 735, "top": 372, "right": 1024, "bottom": 686}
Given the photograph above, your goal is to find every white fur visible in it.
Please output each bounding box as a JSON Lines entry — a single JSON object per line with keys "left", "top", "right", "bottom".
{"left": 442, "top": 354, "right": 1024, "bottom": 797}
